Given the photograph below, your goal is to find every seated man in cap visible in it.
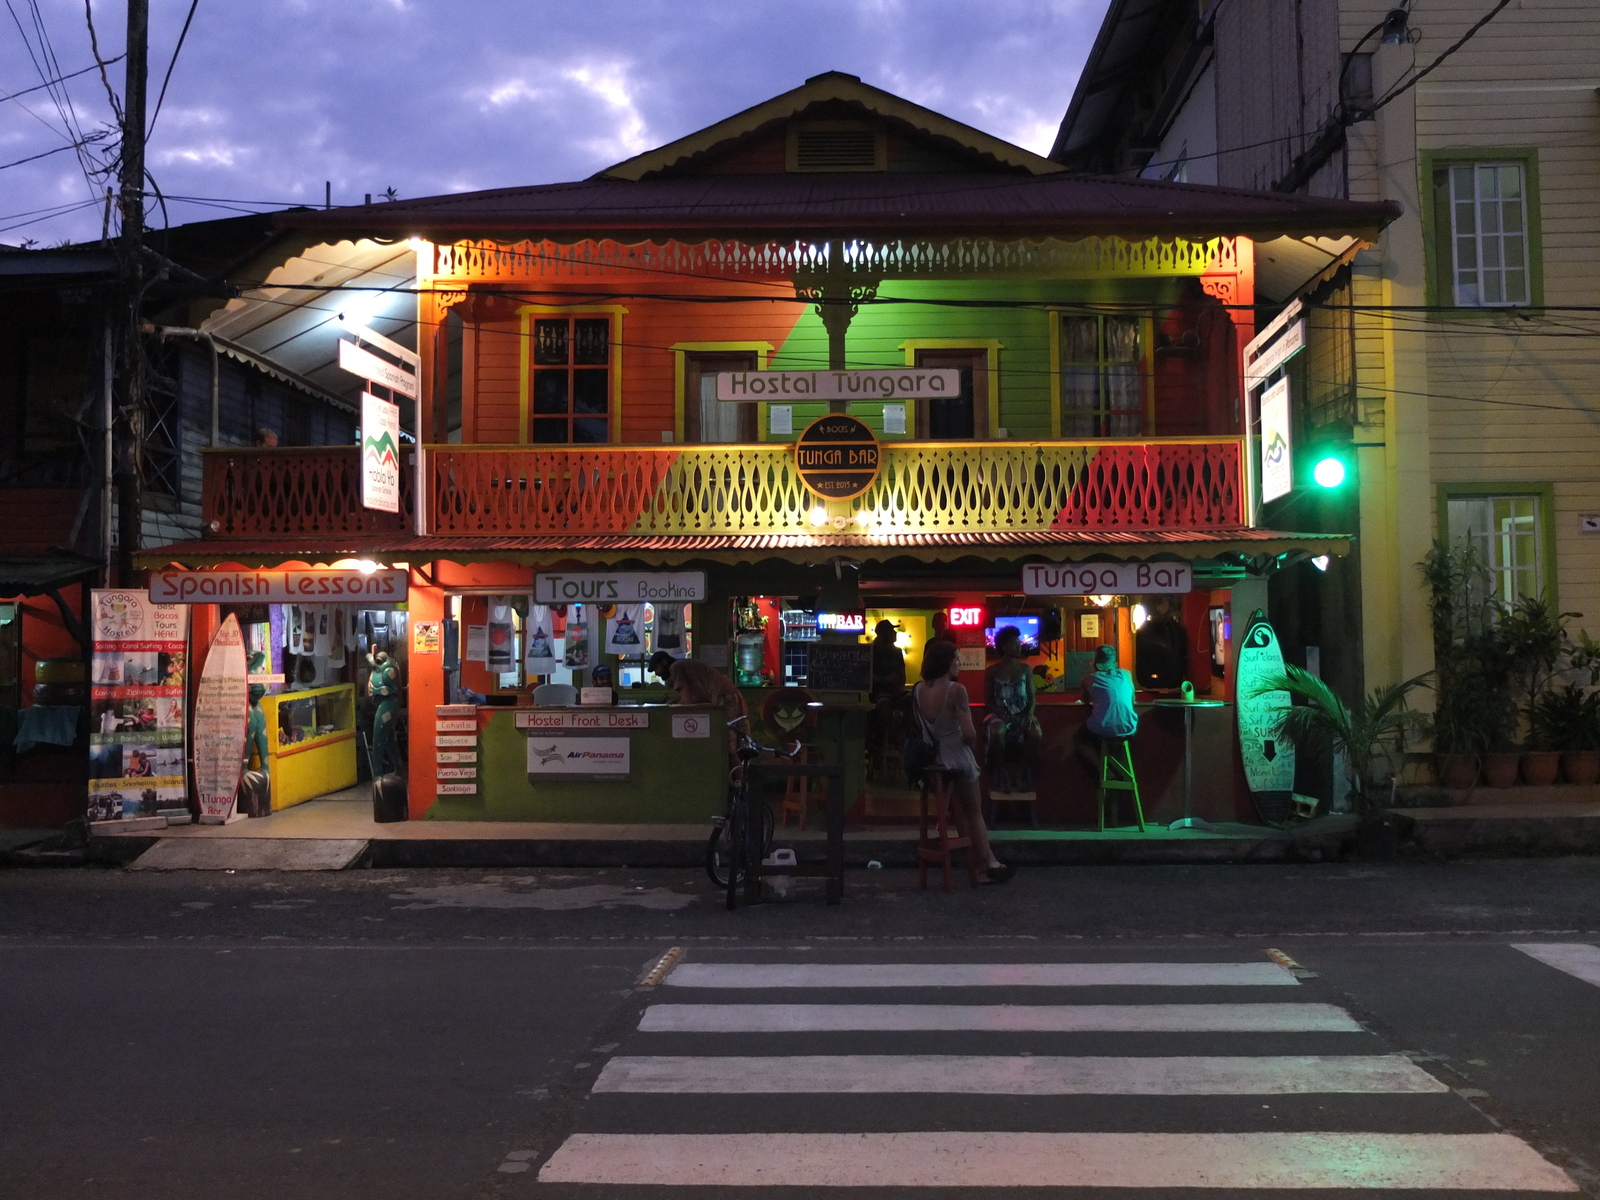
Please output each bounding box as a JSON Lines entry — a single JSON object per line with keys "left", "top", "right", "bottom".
{"left": 1075, "top": 643, "right": 1138, "bottom": 775}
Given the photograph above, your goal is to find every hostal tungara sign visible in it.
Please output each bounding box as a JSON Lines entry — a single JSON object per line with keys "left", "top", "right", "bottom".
{"left": 794, "top": 414, "right": 880, "bottom": 500}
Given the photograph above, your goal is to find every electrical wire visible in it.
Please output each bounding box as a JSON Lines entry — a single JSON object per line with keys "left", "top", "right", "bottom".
{"left": 147, "top": 0, "right": 199, "bottom": 141}
{"left": 0, "top": 55, "right": 123, "bottom": 105}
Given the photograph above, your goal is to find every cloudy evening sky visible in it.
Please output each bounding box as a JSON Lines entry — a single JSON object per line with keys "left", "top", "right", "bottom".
{"left": 2, "top": 0, "right": 1103, "bottom": 246}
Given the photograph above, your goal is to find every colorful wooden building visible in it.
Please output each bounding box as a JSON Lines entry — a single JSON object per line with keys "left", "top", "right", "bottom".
{"left": 140, "top": 73, "right": 1396, "bottom": 827}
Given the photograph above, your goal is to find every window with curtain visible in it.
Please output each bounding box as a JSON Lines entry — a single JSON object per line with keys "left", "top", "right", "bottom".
{"left": 1446, "top": 492, "right": 1545, "bottom": 605}
{"left": 1061, "top": 314, "right": 1143, "bottom": 437}
{"left": 530, "top": 316, "right": 610, "bottom": 443}
{"left": 683, "top": 352, "right": 758, "bottom": 443}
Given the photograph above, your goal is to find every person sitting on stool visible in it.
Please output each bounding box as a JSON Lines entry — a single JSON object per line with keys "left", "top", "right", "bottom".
{"left": 1075, "top": 643, "right": 1138, "bottom": 774}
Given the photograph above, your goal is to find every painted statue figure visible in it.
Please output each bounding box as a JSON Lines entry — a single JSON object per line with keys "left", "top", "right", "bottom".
{"left": 368, "top": 645, "right": 401, "bottom": 776}
{"left": 246, "top": 650, "right": 270, "bottom": 774}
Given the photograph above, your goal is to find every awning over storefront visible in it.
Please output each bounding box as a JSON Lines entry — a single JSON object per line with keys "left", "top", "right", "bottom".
{"left": 136, "top": 526, "right": 1347, "bottom": 569}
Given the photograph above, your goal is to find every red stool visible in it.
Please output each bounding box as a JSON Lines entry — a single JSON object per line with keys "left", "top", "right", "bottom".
{"left": 917, "top": 769, "right": 980, "bottom": 892}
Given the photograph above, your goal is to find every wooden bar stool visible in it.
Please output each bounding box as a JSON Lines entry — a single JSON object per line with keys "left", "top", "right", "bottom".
{"left": 779, "top": 744, "right": 816, "bottom": 829}
{"left": 1098, "top": 737, "right": 1146, "bottom": 832}
{"left": 918, "top": 769, "right": 980, "bottom": 892}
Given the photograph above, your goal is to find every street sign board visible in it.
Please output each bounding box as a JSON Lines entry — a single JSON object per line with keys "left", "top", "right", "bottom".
{"left": 533, "top": 571, "right": 705, "bottom": 604}
{"left": 149, "top": 568, "right": 407, "bottom": 604}
{"left": 1244, "top": 319, "right": 1305, "bottom": 389}
{"left": 1021, "top": 561, "right": 1193, "bottom": 596}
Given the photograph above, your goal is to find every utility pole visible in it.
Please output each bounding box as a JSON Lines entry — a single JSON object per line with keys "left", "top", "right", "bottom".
{"left": 115, "top": 0, "right": 148, "bottom": 586}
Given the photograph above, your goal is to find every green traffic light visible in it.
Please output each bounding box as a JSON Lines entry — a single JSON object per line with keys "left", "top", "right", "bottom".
{"left": 1313, "top": 456, "right": 1346, "bottom": 488}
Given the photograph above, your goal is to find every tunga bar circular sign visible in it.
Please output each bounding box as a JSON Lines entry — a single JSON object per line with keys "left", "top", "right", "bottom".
{"left": 794, "top": 414, "right": 881, "bottom": 500}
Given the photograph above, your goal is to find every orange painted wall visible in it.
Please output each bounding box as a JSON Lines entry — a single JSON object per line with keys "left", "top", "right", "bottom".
{"left": 405, "top": 578, "right": 444, "bottom": 818}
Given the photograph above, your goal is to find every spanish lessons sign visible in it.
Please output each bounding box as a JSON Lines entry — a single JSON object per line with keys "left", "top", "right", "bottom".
{"left": 1021, "top": 562, "right": 1193, "bottom": 596}
{"left": 716, "top": 368, "right": 959, "bottom": 402}
{"left": 794, "top": 414, "right": 881, "bottom": 500}
{"left": 150, "top": 569, "right": 409, "bottom": 604}
{"left": 361, "top": 391, "right": 401, "bottom": 513}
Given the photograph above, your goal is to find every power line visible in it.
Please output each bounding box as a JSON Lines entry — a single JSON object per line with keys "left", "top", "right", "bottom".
{"left": 146, "top": 0, "right": 198, "bottom": 140}
{"left": 0, "top": 54, "right": 124, "bottom": 105}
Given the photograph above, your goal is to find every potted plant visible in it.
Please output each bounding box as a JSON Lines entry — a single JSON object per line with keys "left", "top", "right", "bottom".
{"left": 1498, "top": 596, "right": 1583, "bottom": 786}
{"left": 1252, "top": 667, "right": 1430, "bottom": 852}
{"left": 1532, "top": 683, "right": 1600, "bottom": 785}
{"left": 1418, "top": 541, "right": 1497, "bottom": 788}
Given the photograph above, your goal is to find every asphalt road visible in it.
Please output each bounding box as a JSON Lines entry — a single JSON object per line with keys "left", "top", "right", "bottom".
{"left": 2, "top": 858, "right": 1599, "bottom": 1198}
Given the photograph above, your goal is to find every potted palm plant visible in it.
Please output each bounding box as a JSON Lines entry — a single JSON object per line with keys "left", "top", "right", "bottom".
{"left": 1418, "top": 541, "right": 1496, "bottom": 787}
{"left": 1498, "top": 596, "right": 1582, "bottom": 786}
{"left": 1252, "top": 667, "right": 1430, "bottom": 852}
{"left": 1532, "top": 683, "right": 1600, "bottom": 785}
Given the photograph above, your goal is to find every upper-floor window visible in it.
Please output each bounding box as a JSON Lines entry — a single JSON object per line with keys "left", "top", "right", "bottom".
{"left": 1442, "top": 162, "right": 1529, "bottom": 307}
{"left": 914, "top": 348, "right": 989, "bottom": 439}
{"left": 1061, "top": 314, "right": 1143, "bottom": 437}
{"left": 684, "top": 351, "right": 757, "bottom": 443}
{"left": 531, "top": 317, "right": 610, "bottom": 443}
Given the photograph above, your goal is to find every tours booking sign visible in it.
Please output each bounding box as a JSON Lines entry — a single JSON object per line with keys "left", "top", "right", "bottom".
{"left": 794, "top": 414, "right": 881, "bottom": 500}
{"left": 361, "top": 391, "right": 402, "bottom": 513}
{"left": 88, "top": 590, "right": 190, "bottom": 822}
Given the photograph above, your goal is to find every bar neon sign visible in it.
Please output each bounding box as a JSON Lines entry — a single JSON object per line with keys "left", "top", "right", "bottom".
{"left": 817, "top": 612, "right": 865, "bottom": 633}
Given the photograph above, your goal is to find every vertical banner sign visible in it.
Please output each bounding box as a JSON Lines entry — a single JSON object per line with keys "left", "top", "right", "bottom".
{"left": 361, "top": 391, "right": 401, "bottom": 513}
{"left": 88, "top": 591, "right": 189, "bottom": 821}
{"left": 525, "top": 603, "right": 557, "bottom": 675}
{"left": 563, "top": 604, "right": 591, "bottom": 669}
{"left": 1236, "top": 610, "right": 1296, "bottom": 820}
{"left": 193, "top": 614, "right": 250, "bottom": 823}
{"left": 605, "top": 604, "right": 644, "bottom": 655}
{"left": 1259, "top": 378, "right": 1293, "bottom": 504}
{"left": 487, "top": 596, "right": 516, "bottom": 672}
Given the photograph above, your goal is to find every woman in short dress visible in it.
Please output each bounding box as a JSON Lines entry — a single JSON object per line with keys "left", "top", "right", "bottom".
{"left": 911, "top": 638, "right": 1013, "bottom": 884}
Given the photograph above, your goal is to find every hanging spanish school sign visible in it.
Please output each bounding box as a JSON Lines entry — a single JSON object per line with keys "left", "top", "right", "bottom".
{"left": 149, "top": 568, "right": 408, "bottom": 604}
{"left": 360, "top": 391, "right": 402, "bottom": 514}
{"left": 87, "top": 590, "right": 189, "bottom": 822}
{"left": 794, "top": 414, "right": 881, "bottom": 500}
{"left": 716, "top": 368, "right": 960, "bottom": 402}
{"left": 1236, "top": 609, "right": 1296, "bottom": 799}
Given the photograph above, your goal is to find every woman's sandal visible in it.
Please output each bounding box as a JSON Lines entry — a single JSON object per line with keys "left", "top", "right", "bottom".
{"left": 982, "top": 864, "right": 1015, "bottom": 884}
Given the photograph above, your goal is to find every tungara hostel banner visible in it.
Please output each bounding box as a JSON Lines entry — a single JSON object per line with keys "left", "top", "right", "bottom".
{"left": 88, "top": 590, "right": 189, "bottom": 822}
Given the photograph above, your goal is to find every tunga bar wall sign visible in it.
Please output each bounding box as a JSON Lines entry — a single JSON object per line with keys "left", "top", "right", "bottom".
{"left": 795, "top": 414, "right": 881, "bottom": 500}
{"left": 1021, "top": 562, "right": 1193, "bottom": 596}
{"left": 149, "top": 569, "right": 408, "bottom": 604}
{"left": 716, "top": 369, "right": 959, "bottom": 402}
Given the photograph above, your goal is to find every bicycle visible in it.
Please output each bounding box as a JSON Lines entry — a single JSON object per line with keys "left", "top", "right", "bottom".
{"left": 705, "top": 716, "right": 797, "bottom": 907}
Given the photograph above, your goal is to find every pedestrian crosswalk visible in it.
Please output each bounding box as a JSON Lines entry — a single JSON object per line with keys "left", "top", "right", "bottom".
{"left": 534, "top": 952, "right": 1578, "bottom": 1191}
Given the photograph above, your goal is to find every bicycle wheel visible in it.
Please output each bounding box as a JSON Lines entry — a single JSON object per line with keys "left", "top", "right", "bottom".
{"left": 705, "top": 821, "right": 741, "bottom": 889}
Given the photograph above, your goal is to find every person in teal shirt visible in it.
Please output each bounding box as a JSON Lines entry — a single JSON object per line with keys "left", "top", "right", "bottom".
{"left": 1076, "top": 643, "right": 1138, "bottom": 772}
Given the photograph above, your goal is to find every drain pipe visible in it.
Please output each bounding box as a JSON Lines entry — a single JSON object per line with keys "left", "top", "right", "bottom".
{"left": 147, "top": 325, "right": 220, "bottom": 445}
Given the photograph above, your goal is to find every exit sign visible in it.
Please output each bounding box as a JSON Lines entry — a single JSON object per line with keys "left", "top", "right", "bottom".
{"left": 948, "top": 606, "right": 985, "bottom": 628}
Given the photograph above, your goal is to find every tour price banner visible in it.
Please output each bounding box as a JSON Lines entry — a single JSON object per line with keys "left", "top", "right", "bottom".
{"left": 88, "top": 590, "right": 189, "bottom": 821}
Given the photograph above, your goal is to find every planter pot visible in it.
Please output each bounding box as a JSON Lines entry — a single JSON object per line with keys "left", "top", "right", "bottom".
{"left": 1436, "top": 753, "right": 1478, "bottom": 789}
{"left": 1520, "top": 750, "right": 1561, "bottom": 786}
{"left": 1561, "top": 750, "right": 1600, "bottom": 786}
{"left": 1482, "top": 751, "right": 1521, "bottom": 788}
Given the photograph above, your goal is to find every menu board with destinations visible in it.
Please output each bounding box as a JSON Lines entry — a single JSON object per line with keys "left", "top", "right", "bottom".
{"left": 87, "top": 590, "right": 189, "bottom": 821}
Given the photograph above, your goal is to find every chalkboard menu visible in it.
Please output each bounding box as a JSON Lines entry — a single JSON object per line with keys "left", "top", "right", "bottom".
{"left": 806, "top": 643, "right": 872, "bottom": 692}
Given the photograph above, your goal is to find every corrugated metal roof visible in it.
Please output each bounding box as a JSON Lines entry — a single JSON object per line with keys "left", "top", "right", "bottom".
{"left": 279, "top": 173, "right": 1398, "bottom": 245}
{"left": 137, "top": 526, "right": 1349, "bottom": 569}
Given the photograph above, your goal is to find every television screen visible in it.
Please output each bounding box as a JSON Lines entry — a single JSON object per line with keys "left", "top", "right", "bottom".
{"left": 985, "top": 615, "right": 1040, "bottom": 654}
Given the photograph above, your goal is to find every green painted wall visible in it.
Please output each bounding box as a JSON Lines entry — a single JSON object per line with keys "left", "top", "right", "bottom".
{"left": 768, "top": 278, "right": 1190, "bottom": 441}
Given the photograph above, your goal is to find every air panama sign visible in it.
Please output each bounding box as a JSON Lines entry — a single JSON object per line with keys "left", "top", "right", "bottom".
{"left": 716, "top": 368, "right": 959, "bottom": 402}
{"left": 1021, "top": 562, "right": 1192, "bottom": 596}
{"left": 149, "top": 568, "right": 409, "bottom": 604}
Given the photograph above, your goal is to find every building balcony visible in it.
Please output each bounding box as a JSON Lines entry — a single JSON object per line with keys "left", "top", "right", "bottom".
{"left": 199, "top": 439, "right": 1244, "bottom": 543}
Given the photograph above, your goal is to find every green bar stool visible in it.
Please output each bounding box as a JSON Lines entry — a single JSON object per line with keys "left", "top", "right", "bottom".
{"left": 1098, "top": 737, "right": 1146, "bottom": 832}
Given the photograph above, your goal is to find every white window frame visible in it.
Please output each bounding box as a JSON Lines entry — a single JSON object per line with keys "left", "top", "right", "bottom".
{"left": 1448, "top": 162, "right": 1530, "bottom": 308}
{"left": 1446, "top": 492, "right": 1546, "bottom": 606}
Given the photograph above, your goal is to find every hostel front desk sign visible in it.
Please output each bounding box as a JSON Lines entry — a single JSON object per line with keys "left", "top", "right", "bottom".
{"left": 149, "top": 568, "right": 409, "bottom": 604}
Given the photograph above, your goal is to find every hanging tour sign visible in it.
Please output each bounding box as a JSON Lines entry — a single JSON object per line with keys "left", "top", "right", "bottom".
{"left": 1236, "top": 609, "right": 1297, "bottom": 803}
{"left": 338, "top": 338, "right": 417, "bottom": 399}
{"left": 716, "top": 368, "right": 959, "bottom": 403}
{"left": 534, "top": 571, "right": 706, "bottom": 604}
{"left": 149, "top": 568, "right": 408, "bottom": 604}
{"left": 794, "top": 414, "right": 881, "bottom": 500}
{"left": 1259, "top": 378, "right": 1293, "bottom": 504}
{"left": 361, "top": 392, "right": 402, "bottom": 513}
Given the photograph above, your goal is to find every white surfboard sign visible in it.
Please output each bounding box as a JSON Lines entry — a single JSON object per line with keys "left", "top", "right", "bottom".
{"left": 1236, "top": 611, "right": 1296, "bottom": 794}
{"left": 194, "top": 614, "right": 251, "bottom": 823}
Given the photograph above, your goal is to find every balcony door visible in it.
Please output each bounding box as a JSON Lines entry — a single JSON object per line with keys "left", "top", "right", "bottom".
{"left": 684, "top": 351, "right": 758, "bottom": 443}
{"left": 914, "top": 349, "right": 988, "bottom": 440}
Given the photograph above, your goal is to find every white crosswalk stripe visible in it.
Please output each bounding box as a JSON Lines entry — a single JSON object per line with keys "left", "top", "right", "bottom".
{"left": 1513, "top": 942, "right": 1600, "bottom": 989}
{"left": 534, "top": 956, "right": 1578, "bottom": 1192}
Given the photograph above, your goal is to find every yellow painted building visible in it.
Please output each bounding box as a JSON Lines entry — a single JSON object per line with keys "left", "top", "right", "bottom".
{"left": 1056, "top": 0, "right": 1600, "bottom": 702}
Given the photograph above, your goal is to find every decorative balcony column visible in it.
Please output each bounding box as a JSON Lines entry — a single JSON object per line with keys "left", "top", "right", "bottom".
{"left": 794, "top": 240, "right": 880, "bottom": 411}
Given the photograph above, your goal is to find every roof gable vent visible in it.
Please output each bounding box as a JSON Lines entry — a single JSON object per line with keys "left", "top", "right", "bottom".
{"left": 789, "top": 123, "right": 884, "bottom": 172}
